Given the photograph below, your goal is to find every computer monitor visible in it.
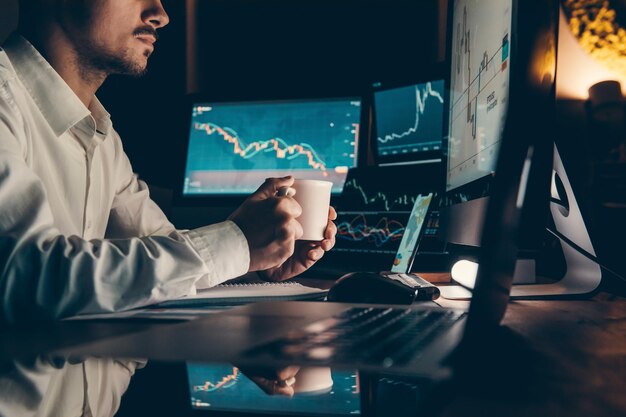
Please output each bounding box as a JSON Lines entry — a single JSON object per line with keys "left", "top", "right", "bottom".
{"left": 442, "top": 0, "right": 557, "bottom": 252}
{"left": 181, "top": 97, "right": 362, "bottom": 197}
{"left": 373, "top": 77, "right": 446, "bottom": 166}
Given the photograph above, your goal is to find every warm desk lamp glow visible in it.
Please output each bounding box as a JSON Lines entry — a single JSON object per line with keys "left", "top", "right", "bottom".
{"left": 562, "top": 0, "right": 626, "bottom": 77}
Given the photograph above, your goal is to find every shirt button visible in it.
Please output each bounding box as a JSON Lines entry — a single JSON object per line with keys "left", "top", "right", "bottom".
{"left": 86, "top": 221, "right": 92, "bottom": 229}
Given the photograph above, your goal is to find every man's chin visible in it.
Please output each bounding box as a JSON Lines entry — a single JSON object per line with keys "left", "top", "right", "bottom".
{"left": 115, "top": 57, "right": 149, "bottom": 77}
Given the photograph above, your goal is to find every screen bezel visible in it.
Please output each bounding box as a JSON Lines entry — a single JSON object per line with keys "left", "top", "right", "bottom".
{"left": 370, "top": 63, "right": 447, "bottom": 167}
{"left": 175, "top": 94, "right": 368, "bottom": 207}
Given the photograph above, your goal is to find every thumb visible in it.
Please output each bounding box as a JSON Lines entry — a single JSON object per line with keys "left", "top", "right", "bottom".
{"left": 251, "top": 176, "right": 295, "bottom": 199}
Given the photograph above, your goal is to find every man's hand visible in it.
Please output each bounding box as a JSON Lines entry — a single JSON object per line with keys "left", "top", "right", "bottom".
{"left": 228, "top": 176, "right": 304, "bottom": 272}
{"left": 259, "top": 205, "right": 337, "bottom": 282}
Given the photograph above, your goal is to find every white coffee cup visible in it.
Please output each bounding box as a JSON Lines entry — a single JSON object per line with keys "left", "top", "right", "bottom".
{"left": 277, "top": 179, "right": 332, "bottom": 241}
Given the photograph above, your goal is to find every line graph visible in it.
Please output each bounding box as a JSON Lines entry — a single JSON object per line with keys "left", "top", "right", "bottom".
{"left": 447, "top": 0, "right": 511, "bottom": 191}
{"left": 184, "top": 99, "right": 361, "bottom": 195}
{"left": 342, "top": 178, "right": 418, "bottom": 212}
{"left": 194, "top": 122, "right": 329, "bottom": 174}
{"left": 337, "top": 214, "right": 406, "bottom": 248}
{"left": 375, "top": 80, "right": 445, "bottom": 157}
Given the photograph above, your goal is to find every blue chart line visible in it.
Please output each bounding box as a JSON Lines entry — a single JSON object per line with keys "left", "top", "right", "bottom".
{"left": 343, "top": 178, "right": 417, "bottom": 211}
{"left": 183, "top": 100, "right": 360, "bottom": 195}
{"left": 337, "top": 214, "right": 406, "bottom": 248}
{"left": 375, "top": 81, "right": 445, "bottom": 155}
{"left": 187, "top": 101, "right": 359, "bottom": 172}
{"left": 194, "top": 122, "right": 330, "bottom": 173}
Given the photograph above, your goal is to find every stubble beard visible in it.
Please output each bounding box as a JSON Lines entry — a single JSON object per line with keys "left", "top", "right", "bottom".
{"left": 74, "top": 39, "right": 150, "bottom": 83}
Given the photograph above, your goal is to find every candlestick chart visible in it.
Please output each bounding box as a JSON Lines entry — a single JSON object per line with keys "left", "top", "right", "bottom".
{"left": 183, "top": 99, "right": 360, "bottom": 195}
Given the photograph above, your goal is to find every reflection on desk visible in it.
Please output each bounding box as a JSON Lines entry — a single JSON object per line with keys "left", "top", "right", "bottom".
{"left": 0, "top": 357, "right": 142, "bottom": 417}
{"left": 186, "top": 364, "right": 360, "bottom": 414}
{"left": 2, "top": 293, "right": 626, "bottom": 416}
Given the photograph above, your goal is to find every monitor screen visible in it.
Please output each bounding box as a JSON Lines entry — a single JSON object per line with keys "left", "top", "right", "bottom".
{"left": 186, "top": 363, "right": 361, "bottom": 415}
{"left": 442, "top": 0, "right": 557, "bottom": 256}
{"left": 441, "top": 0, "right": 513, "bottom": 248}
{"left": 374, "top": 80, "right": 445, "bottom": 163}
{"left": 446, "top": 0, "right": 512, "bottom": 192}
{"left": 182, "top": 98, "right": 361, "bottom": 196}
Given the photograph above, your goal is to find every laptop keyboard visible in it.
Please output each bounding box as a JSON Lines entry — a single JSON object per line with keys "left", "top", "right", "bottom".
{"left": 246, "top": 307, "right": 465, "bottom": 368}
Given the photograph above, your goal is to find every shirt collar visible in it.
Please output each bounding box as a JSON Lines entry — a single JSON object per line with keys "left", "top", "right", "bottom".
{"left": 3, "top": 33, "right": 111, "bottom": 138}
{"left": 89, "top": 96, "right": 112, "bottom": 137}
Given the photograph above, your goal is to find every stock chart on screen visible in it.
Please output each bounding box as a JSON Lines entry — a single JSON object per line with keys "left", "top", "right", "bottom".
{"left": 447, "top": 0, "right": 511, "bottom": 190}
{"left": 334, "top": 169, "right": 425, "bottom": 256}
{"left": 375, "top": 80, "right": 445, "bottom": 158}
{"left": 183, "top": 99, "right": 361, "bottom": 195}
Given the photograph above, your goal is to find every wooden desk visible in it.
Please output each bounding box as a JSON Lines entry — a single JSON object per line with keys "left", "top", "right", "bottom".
{"left": 433, "top": 293, "right": 626, "bottom": 416}
{"left": 113, "top": 292, "right": 626, "bottom": 417}
{"left": 1, "top": 287, "right": 626, "bottom": 416}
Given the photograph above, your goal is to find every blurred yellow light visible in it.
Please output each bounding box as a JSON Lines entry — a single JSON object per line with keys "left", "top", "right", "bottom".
{"left": 557, "top": 4, "right": 626, "bottom": 99}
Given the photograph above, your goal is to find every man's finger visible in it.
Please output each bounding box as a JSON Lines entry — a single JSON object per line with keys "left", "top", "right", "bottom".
{"left": 252, "top": 176, "right": 295, "bottom": 199}
{"left": 329, "top": 206, "right": 337, "bottom": 221}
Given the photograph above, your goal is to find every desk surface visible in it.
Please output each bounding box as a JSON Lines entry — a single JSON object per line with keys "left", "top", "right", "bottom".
{"left": 1, "top": 282, "right": 626, "bottom": 416}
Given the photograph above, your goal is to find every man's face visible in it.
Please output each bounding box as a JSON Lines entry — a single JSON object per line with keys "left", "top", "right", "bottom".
{"left": 62, "top": 0, "right": 170, "bottom": 77}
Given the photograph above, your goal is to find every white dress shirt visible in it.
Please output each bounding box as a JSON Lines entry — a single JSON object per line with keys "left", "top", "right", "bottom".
{"left": 0, "top": 34, "right": 250, "bottom": 323}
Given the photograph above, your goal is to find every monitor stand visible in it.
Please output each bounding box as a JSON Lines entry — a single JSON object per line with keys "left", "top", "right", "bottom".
{"left": 441, "top": 144, "right": 602, "bottom": 300}
{"left": 509, "top": 144, "right": 602, "bottom": 298}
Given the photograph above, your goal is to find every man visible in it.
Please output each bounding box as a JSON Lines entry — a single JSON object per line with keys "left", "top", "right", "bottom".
{"left": 0, "top": 0, "right": 337, "bottom": 324}
{"left": 0, "top": 0, "right": 337, "bottom": 414}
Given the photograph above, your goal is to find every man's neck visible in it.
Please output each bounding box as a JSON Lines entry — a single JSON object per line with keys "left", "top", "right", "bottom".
{"left": 24, "top": 26, "right": 106, "bottom": 109}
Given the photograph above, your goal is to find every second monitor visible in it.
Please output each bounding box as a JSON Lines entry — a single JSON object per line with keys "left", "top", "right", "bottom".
{"left": 373, "top": 78, "right": 446, "bottom": 166}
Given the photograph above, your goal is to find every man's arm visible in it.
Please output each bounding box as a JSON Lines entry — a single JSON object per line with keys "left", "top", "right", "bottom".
{"left": 0, "top": 101, "right": 246, "bottom": 324}
{"left": 104, "top": 134, "right": 250, "bottom": 288}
